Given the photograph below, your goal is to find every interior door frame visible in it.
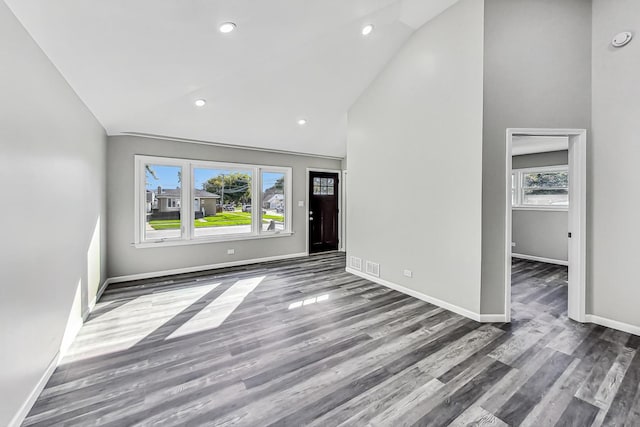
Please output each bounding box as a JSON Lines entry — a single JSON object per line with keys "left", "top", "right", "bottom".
{"left": 341, "top": 170, "right": 347, "bottom": 253}
{"left": 505, "top": 128, "right": 587, "bottom": 323}
{"left": 306, "top": 168, "right": 343, "bottom": 255}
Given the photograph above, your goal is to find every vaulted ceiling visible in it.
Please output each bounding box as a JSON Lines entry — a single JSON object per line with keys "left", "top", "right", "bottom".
{"left": 5, "top": 0, "right": 459, "bottom": 157}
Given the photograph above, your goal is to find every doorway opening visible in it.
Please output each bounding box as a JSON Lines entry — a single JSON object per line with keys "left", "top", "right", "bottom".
{"left": 505, "top": 129, "right": 586, "bottom": 323}
{"left": 307, "top": 169, "right": 340, "bottom": 254}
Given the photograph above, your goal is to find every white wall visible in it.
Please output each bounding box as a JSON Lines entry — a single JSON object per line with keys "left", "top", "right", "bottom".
{"left": 107, "top": 135, "right": 341, "bottom": 278}
{"left": 347, "top": 0, "right": 484, "bottom": 315}
{"left": 512, "top": 151, "right": 568, "bottom": 262}
{"left": 481, "top": 0, "right": 592, "bottom": 314}
{"left": 590, "top": 0, "right": 640, "bottom": 327}
{"left": 0, "top": 2, "right": 107, "bottom": 425}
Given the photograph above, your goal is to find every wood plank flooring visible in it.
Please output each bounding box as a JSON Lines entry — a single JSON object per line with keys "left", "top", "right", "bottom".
{"left": 24, "top": 253, "right": 640, "bottom": 426}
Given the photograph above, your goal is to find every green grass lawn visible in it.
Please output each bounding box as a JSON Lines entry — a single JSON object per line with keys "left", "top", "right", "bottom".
{"left": 149, "top": 211, "right": 284, "bottom": 230}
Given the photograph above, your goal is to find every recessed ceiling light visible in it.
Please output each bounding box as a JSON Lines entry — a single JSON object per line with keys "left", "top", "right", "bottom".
{"left": 362, "top": 24, "right": 374, "bottom": 36}
{"left": 219, "top": 22, "right": 236, "bottom": 33}
{"left": 194, "top": 99, "right": 206, "bottom": 107}
{"left": 297, "top": 118, "right": 308, "bottom": 126}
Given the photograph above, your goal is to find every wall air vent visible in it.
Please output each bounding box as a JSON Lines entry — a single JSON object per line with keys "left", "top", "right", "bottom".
{"left": 365, "top": 261, "right": 380, "bottom": 277}
{"left": 349, "top": 256, "right": 362, "bottom": 271}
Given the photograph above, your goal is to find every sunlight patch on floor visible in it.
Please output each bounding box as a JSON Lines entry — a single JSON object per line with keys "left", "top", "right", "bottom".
{"left": 166, "top": 276, "right": 266, "bottom": 339}
{"left": 288, "top": 294, "right": 329, "bottom": 310}
{"left": 62, "top": 282, "right": 221, "bottom": 362}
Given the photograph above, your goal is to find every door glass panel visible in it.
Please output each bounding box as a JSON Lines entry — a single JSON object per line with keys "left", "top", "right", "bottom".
{"left": 144, "top": 164, "right": 182, "bottom": 241}
{"left": 313, "top": 177, "right": 321, "bottom": 195}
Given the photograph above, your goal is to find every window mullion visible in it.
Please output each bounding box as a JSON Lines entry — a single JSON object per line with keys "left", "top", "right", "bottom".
{"left": 254, "top": 167, "right": 261, "bottom": 235}
{"left": 136, "top": 155, "right": 291, "bottom": 246}
{"left": 182, "top": 160, "right": 192, "bottom": 241}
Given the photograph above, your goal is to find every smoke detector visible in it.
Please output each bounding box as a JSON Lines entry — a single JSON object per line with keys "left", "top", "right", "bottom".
{"left": 612, "top": 32, "right": 633, "bottom": 48}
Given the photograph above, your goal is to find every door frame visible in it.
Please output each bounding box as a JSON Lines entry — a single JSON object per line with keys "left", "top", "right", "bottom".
{"left": 505, "top": 128, "right": 587, "bottom": 323}
{"left": 306, "top": 168, "right": 343, "bottom": 254}
{"left": 341, "top": 170, "right": 347, "bottom": 253}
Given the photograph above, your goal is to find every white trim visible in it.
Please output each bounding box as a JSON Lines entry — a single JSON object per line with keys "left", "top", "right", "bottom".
{"left": 8, "top": 352, "right": 60, "bottom": 427}
{"left": 258, "top": 167, "right": 293, "bottom": 236}
{"left": 134, "top": 231, "right": 294, "bottom": 249}
{"left": 306, "top": 168, "right": 343, "bottom": 254}
{"left": 512, "top": 253, "right": 568, "bottom": 266}
{"left": 513, "top": 165, "right": 568, "bottom": 173}
{"left": 479, "top": 314, "right": 509, "bottom": 323}
{"left": 512, "top": 206, "right": 568, "bottom": 212}
{"left": 119, "top": 132, "right": 344, "bottom": 161}
{"left": 340, "top": 170, "right": 347, "bottom": 252}
{"left": 586, "top": 315, "right": 640, "bottom": 337}
{"left": 96, "top": 277, "right": 112, "bottom": 301}
{"left": 135, "top": 155, "right": 293, "bottom": 246}
{"left": 505, "top": 128, "right": 587, "bottom": 324}
{"left": 106, "top": 252, "right": 308, "bottom": 285}
{"left": 345, "top": 267, "right": 483, "bottom": 322}
{"left": 512, "top": 164, "right": 569, "bottom": 210}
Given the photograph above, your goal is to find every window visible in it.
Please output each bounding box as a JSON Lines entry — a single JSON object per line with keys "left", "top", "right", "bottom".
{"left": 135, "top": 156, "right": 291, "bottom": 246}
{"left": 193, "top": 166, "right": 253, "bottom": 238}
{"left": 142, "top": 162, "right": 183, "bottom": 242}
{"left": 261, "top": 171, "right": 286, "bottom": 232}
{"left": 512, "top": 166, "right": 568, "bottom": 209}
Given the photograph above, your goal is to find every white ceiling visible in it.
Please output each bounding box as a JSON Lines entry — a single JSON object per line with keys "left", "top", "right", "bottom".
{"left": 5, "top": 0, "right": 459, "bottom": 158}
{"left": 512, "top": 135, "right": 569, "bottom": 156}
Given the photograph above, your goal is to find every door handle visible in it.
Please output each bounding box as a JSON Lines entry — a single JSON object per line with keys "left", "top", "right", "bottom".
{"left": 309, "top": 217, "right": 314, "bottom": 221}
{"left": 309, "top": 211, "right": 314, "bottom": 215}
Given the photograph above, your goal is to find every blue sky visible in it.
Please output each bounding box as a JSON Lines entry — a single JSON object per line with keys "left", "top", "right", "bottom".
{"left": 146, "top": 165, "right": 283, "bottom": 192}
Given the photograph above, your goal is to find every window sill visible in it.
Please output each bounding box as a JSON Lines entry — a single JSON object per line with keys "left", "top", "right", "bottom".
{"left": 512, "top": 206, "right": 568, "bottom": 212}
{"left": 134, "top": 231, "right": 294, "bottom": 249}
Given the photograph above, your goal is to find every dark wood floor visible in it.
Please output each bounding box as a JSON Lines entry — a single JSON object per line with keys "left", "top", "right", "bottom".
{"left": 24, "top": 253, "right": 640, "bottom": 426}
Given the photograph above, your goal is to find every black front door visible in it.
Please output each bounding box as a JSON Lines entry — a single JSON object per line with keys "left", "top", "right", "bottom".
{"left": 309, "top": 171, "right": 339, "bottom": 253}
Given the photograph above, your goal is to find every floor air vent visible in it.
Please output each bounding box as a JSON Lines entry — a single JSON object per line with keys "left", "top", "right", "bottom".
{"left": 365, "top": 261, "right": 380, "bottom": 277}
{"left": 349, "top": 256, "right": 362, "bottom": 271}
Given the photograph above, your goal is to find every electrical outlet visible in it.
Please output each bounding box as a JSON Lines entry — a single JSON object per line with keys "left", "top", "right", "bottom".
{"left": 227, "top": 249, "right": 235, "bottom": 255}
{"left": 298, "top": 200, "right": 304, "bottom": 207}
{"left": 511, "top": 242, "right": 516, "bottom": 247}
{"left": 403, "top": 269, "right": 413, "bottom": 278}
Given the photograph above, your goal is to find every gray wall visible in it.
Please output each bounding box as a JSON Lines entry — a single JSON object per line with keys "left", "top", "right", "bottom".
{"left": 347, "top": 0, "right": 484, "bottom": 314}
{"left": 512, "top": 211, "right": 567, "bottom": 261}
{"left": 590, "top": 0, "right": 640, "bottom": 325}
{"left": 0, "top": 2, "right": 107, "bottom": 425}
{"left": 481, "top": 0, "right": 592, "bottom": 314}
{"left": 512, "top": 150, "right": 568, "bottom": 170}
{"left": 107, "top": 135, "right": 341, "bottom": 278}
{"left": 512, "top": 151, "right": 568, "bottom": 262}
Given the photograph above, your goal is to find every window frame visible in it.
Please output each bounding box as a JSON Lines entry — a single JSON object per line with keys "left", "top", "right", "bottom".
{"left": 512, "top": 165, "right": 569, "bottom": 211}
{"left": 135, "top": 155, "right": 292, "bottom": 248}
{"left": 259, "top": 168, "right": 290, "bottom": 235}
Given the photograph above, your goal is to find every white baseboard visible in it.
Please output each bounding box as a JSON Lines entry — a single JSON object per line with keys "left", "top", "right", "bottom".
{"left": 10, "top": 252, "right": 309, "bottom": 425}
{"left": 586, "top": 314, "right": 640, "bottom": 337}
{"left": 345, "top": 267, "right": 488, "bottom": 322}
{"left": 479, "top": 314, "right": 509, "bottom": 323}
{"left": 512, "top": 253, "right": 568, "bottom": 266}
{"left": 90, "top": 278, "right": 111, "bottom": 310}
{"left": 105, "top": 252, "right": 309, "bottom": 285}
{"left": 8, "top": 352, "right": 60, "bottom": 427}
